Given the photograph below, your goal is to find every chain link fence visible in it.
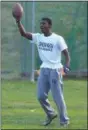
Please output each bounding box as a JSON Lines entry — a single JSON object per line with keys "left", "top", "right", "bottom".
{"left": 1, "top": 1, "right": 87, "bottom": 79}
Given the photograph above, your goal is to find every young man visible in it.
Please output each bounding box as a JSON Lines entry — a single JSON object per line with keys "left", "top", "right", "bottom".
{"left": 15, "top": 17, "right": 70, "bottom": 126}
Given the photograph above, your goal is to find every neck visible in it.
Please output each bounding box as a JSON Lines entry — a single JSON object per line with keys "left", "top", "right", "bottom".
{"left": 43, "top": 30, "right": 52, "bottom": 36}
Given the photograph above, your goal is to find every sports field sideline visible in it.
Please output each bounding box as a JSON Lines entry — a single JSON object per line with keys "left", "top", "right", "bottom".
{"left": 1, "top": 79, "right": 87, "bottom": 129}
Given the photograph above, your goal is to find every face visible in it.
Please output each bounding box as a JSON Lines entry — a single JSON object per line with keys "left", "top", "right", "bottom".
{"left": 40, "top": 20, "right": 51, "bottom": 33}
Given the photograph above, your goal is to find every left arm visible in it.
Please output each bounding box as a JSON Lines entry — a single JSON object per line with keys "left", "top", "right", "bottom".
{"left": 58, "top": 36, "right": 70, "bottom": 71}
{"left": 62, "top": 49, "right": 70, "bottom": 68}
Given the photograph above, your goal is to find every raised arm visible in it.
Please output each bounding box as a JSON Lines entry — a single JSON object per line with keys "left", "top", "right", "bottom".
{"left": 16, "top": 19, "right": 32, "bottom": 40}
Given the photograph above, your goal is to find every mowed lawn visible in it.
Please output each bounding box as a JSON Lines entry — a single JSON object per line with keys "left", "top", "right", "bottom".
{"left": 1, "top": 79, "right": 87, "bottom": 129}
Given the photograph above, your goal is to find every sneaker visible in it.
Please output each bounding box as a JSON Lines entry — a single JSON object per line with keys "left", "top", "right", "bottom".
{"left": 43, "top": 114, "right": 57, "bottom": 126}
{"left": 60, "top": 121, "right": 70, "bottom": 127}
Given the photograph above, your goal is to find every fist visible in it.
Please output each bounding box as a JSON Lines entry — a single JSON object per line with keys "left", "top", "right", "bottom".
{"left": 63, "top": 65, "right": 70, "bottom": 74}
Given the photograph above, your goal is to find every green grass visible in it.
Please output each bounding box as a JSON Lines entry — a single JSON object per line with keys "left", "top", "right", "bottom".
{"left": 1, "top": 79, "right": 87, "bottom": 129}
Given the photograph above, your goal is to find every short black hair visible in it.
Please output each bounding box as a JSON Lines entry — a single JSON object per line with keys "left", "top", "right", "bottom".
{"left": 41, "top": 17, "right": 52, "bottom": 26}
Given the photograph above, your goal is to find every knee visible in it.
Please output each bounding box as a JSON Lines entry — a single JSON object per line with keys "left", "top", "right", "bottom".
{"left": 37, "top": 94, "right": 46, "bottom": 102}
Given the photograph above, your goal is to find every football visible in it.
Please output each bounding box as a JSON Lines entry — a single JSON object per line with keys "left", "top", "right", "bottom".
{"left": 12, "top": 3, "right": 23, "bottom": 19}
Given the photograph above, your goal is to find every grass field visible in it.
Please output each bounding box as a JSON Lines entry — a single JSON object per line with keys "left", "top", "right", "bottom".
{"left": 1, "top": 79, "right": 87, "bottom": 129}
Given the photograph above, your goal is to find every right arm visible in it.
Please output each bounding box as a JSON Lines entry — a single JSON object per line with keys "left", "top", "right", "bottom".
{"left": 16, "top": 20, "right": 32, "bottom": 40}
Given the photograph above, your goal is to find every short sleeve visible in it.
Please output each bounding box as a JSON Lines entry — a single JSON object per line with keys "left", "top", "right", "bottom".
{"left": 57, "top": 36, "right": 68, "bottom": 51}
{"left": 30, "top": 33, "right": 40, "bottom": 44}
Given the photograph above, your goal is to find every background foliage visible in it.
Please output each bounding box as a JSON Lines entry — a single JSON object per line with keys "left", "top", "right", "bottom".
{"left": 1, "top": 1, "right": 87, "bottom": 79}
